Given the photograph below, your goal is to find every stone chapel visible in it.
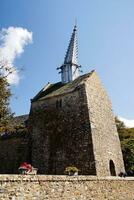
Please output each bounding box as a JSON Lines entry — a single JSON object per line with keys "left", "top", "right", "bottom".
{"left": 29, "top": 25, "right": 125, "bottom": 176}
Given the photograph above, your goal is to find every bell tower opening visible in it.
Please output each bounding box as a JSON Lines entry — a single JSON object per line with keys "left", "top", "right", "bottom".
{"left": 109, "top": 160, "right": 116, "bottom": 176}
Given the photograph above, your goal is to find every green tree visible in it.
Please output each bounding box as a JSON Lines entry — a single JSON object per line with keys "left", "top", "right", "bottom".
{"left": 0, "top": 61, "right": 13, "bottom": 132}
{"left": 116, "top": 117, "right": 134, "bottom": 176}
{"left": 115, "top": 116, "right": 126, "bottom": 130}
{"left": 121, "top": 139, "right": 134, "bottom": 175}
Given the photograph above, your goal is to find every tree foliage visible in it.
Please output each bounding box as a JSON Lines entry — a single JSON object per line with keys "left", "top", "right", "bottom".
{"left": 0, "top": 61, "right": 13, "bottom": 132}
{"left": 115, "top": 117, "right": 134, "bottom": 176}
{"left": 121, "top": 139, "right": 134, "bottom": 176}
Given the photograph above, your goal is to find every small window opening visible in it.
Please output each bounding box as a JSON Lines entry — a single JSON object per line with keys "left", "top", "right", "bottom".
{"left": 56, "top": 100, "right": 59, "bottom": 109}
{"left": 59, "top": 99, "right": 62, "bottom": 108}
{"left": 56, "top": 99, "right": 62, "bottom": 109}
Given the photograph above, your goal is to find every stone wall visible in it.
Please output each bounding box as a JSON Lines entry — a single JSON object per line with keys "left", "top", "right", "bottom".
{"left": 30, "top": 84, "right": 96, "bottom": 175}
{"left": 85, "top": 72, "right": 125, "bottom": 176}
{"left": 0, "top": 175, "right": 133, "bottom": 200}
{"left": 0, "top": 133, "right": 31, "bottom": 174}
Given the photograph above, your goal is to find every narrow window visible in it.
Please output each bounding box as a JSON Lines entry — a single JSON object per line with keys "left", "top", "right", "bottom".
{"left": 56, "top": 99, "right": 62, "bottom": 109}
{"left": 56, "top": 100, "right": 58, "bottom": 109}
{"left": 109, "top": 160, "right": 116, "bottom": 176}
{"left": 59, "top": 99, "right": 62, "bottom": 108}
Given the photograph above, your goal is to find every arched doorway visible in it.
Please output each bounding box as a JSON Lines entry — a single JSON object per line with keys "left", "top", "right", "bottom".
{"left": 109, "top": 160, "right": 116, "bottom": 176}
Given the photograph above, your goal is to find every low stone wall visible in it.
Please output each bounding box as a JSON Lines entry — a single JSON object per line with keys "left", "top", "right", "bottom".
{"left": 0, "top": 175, "right": 133, "bottom": 200}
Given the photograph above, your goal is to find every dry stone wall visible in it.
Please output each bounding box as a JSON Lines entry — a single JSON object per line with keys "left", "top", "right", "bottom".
{"left": 0, "top": 175, "right": 133, "bottom": 200}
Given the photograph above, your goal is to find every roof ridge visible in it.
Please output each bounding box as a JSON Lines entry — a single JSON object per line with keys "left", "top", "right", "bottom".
{"left": 32, "top": 70, "right": 95, "bottom": 102}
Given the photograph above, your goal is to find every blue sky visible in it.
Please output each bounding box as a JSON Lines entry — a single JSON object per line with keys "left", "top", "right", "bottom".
{"left": 0, "top": 0, "right": 134, "bottom": 124}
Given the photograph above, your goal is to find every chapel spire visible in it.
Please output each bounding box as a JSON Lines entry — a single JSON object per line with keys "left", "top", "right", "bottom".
{"left": 57, "top": 25, "right": 81, "bottom": 83}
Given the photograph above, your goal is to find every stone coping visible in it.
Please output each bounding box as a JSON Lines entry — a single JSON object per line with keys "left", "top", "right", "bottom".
{"left": 0, "top": 175, "right": 133, "bottom": 182}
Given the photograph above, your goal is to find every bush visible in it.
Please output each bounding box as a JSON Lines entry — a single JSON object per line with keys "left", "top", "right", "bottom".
{"left": 65, "top": 166, "right": 79, "bottom": 173}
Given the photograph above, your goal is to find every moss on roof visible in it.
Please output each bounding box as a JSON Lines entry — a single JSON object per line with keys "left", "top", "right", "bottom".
{"left": 32, "top": 70, "right": 94, "bottom": 102}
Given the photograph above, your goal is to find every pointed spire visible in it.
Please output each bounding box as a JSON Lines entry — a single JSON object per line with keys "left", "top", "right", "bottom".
{"left": 64, "top": 25, "right": 78, "bottom": 65}
{"left": 57, "top": 25, "right": 81, "bottom": 83}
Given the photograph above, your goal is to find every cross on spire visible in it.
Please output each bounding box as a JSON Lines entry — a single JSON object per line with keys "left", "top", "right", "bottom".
{"left": 57, "top": 25, "right": 81, "bottom": 83}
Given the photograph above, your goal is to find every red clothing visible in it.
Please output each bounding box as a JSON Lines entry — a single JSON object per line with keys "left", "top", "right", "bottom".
{"left": 19, "top": 162, "right": 32, "bottom": 172}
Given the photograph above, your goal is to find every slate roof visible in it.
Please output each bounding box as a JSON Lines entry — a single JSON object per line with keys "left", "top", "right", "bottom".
{"left": 32, "top": 70, "right": 94, "bottom": 102}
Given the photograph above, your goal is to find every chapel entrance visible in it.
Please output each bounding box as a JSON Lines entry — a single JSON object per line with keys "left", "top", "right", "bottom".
{"left": 109, "top": 160, "right": 116, "bottom": 176}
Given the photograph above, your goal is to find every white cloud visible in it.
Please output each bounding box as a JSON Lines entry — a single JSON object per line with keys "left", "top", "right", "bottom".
{"left": 119, "top": 117, "right": 134, "bottom": 128}
{"left": 0, "top": 27, "right": 33, "bottom": 84}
